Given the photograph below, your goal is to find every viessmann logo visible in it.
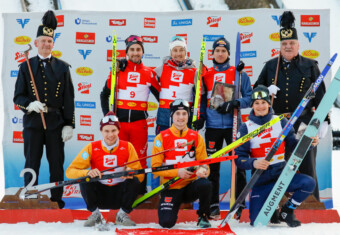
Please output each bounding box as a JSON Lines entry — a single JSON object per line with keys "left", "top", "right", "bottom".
{"left": 80, "top": 115, "right": 91, "bottom": 126}
{"left": 109, "top": 19, "right": 126, "bottom": 26}
{"left": 301, "top": 15, "right": 320, "bottom": 27}
{"left": 78, "top": 82, "right": 92, "bottom": 94}
{"left": 56, "top": 15, "right": 64, "bottom": 27}
{"left": 76, "top": 32, "right": 95, "bottom": 44}
{"left": 240, "top": 32, "right": 253, "bottom": 44}
{"left": 14, "top": 36, "right": 31, "bottom": 45}
{"left": 207, "top": 16, "right": 221, "bottom": 27}
{"left": 13, "top": 131, "right": 24, "bottom": 143}
{"left": 77, "top": 134, "right": 94, "bottom": 141}
{"left": 237, "top": 17, "right": 255, "bottom": 26}
{"left": 16, "top": 19, "right": 30, "bottom": 28}
{"left": 141, "top": 36, "right": 158, "bottom": 43}
{"left": 144, "top": 18, "right": 156, "bottom": 28}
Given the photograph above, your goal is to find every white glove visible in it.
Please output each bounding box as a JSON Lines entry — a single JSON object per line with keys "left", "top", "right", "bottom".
{"left": 317, "top": 121, "right": 329, "bottom": 139}
{"left": 62, "top": 126, "right": 73, "bottom": 142}
{"left": 268, "top": 85, "right": 280, "bottom": 98}
{"left": 27, "top": 101, "right": 45, "bottom": 113}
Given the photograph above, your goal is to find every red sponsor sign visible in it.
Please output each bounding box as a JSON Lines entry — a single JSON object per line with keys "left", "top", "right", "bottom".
{"left": 13, "top": 131, "right": 24, "bottom": 143}
{"left": 76, "top": 32, "right": 95, "bottom": 44}
{"left": 78, "top": 82, "right": 92, "bottom": 94}
{"left": 208, "top": 141, "right": 215, "bottom": 149}
{"left": 271, "top": 48, "right": 280, "bottom": 57}
{"left": 56, "top": 15, "right": 64, "bottom": 27}
{"left": 141, "top": 36, "right": 158, "bottom": 43}
{"left": 301, "top": 15, "right": 320, "bottom": 27}
{"left": 14, "top": 104, "right": 20, "bottom": 110}
{"left": 15, "top": 52, "right": 26, "bottom": 63}
{"left": 164, "top": 197, "right": 172, "bottom": 203}
{"left": 107, "top": 50, "right": 126, "bottom": 61}
{"left": 240, "top": 32, "right": 253, "bottom": 44}
{"left": 244, "top": 66, "right": 253, "bottom": 77}
{"left": 144, "top": 18, "right": 156, "bottom": 28}
{"left": 109, "top": 19, "right": 126, "bottom": 26}
{"left": 207, "top": 16, "right": 221, "bottom": 27}
{"left": 77, "top": 134, "right": 94, "bottom": 141}
{"left": 176, "top": 34, "right": 187, "bottom": 44}
{"left": 241, "top": 114, "right": 249, "bottom": 122}
{"left": 146, "top": 116, "right": 156, "bottom": 128}
{"left": 63, "top": 185, "right": 81, "bottom": 197}
{"left": 80, "top": 115, "right": 91, "bottom": 126}
{"left": 208, "top": 50, "right": 213, "bottom": 60}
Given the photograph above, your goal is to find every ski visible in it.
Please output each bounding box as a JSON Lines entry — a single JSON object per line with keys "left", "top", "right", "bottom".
{"left": 132, "top": 114, "right": 285, "bottom": 208}
{"left": 254, "top": 66, "right": 340, "bottom": 226}
{"left": 192, "top": 37, "right": 206, "bottom": 130}
{"left": 219, "top": 53, "right": 337, "bottom": 228}
{"left": 110, "top": 30, "right": 117, "bottom": 112}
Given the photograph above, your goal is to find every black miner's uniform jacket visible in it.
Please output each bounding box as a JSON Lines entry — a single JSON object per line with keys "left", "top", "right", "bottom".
{"left": 13, "top": 56, "right": 75, "bottom": 130}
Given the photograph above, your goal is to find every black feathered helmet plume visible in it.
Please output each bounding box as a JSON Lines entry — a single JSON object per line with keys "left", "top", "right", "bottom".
{"left": 36, "top": 10, "right": 57, "bottom": 38}
{"left": 280, "top": 11, "right": 298, "bottom": 41}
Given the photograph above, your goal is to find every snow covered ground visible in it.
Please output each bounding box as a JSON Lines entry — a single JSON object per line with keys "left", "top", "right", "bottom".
{"left": 0, "top": 0, "right": 340, "bottom": 234}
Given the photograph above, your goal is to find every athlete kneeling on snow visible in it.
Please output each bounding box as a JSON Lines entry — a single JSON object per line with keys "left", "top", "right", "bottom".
{"left": 235, "top": 85, "right": 318, "bottom": 227}
{"left": 151, "top": 99, "right": 212, "bottom": 228}
{"left": 66, "top": 112, "right": 143, "bottom": 227}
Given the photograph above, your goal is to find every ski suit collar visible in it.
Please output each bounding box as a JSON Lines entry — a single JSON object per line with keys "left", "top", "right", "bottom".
{"left": 169, "top": 124, "right": 189, "bottom": 137}
{"left": 248, "top": 107, "right": 274, "bottom": 125}
{"left": 162, "top": 56, "right": 196, "bottom": 70}
{"left": 127, "top": 60, "right": 144, "bottom": 71}
{"left": 213, "top": 59, "right": 230, "bottom": 72}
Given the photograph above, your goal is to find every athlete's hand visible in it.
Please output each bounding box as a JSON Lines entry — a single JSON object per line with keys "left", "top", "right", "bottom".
{"left": 120, "top": 167, "right": 133, "bottom": 179}
{"left": 178, "top": 168, "right": 194, "bottom": 179}
{"left": 196, "top": 165, "right": 209, "bottom": 178}
{"left": 311, "top": 136, "right": 319, "bottom": 147}
{"left": 87, "top": 168, "right": 102, "bottom": 179}
{"left": 253, "top": 159, "right": 270, "bottom": 170}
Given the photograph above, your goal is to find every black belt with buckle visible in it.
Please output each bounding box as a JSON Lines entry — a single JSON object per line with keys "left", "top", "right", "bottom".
{"left": 44, "top": 107, "right": 60, "bottom": 113}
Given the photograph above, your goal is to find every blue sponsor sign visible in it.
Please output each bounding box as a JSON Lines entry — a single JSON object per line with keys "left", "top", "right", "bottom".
{"left": 271, "top": 15, "right": 281, "bottom": 25}
{"left": 303, "top": 32, "right": 317, "bottom": 43}
{"left": 203, "top": 35, "right": 224, "bottom": 42}
{"left": 16, "top": 19, "right": 30, "bottom": 28}
{"left": 171, "top": 19, "right": 192, "bottom": 26}
{"left": 240, "top": 51, "right": 257, "bottom": 58}
{"left": 75, "top": 101, "right": 96, "bottom": 109}
{"left": 54, "top": 32, "right": 61, "bottom": 42}
{"left": 75, "top": 18, "right": 97, "bottom": 25}
{"left": 11, "top": 70, "right": 18, "bottom": 77}
{"left": 148, "top": 135, "right": 156, "bottom": 142}
{"left": 78, "top": 50, "right": 92, "bottom": 60}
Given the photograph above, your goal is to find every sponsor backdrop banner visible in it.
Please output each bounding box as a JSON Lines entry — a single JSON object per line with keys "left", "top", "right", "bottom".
{"left": 2, "top": 9, "right": 332, "bottom": 209}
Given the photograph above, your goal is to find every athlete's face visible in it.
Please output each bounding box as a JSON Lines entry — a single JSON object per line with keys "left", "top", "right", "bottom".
{"left": 127, "top": 44, "right": 143, "bottom": 63}
{"left": 173, "top": 110, "right": 188, "bottom": 130}
{"left": 213, "top": 47, "right": 229, "bottom": 63}
{"left": 101, "top": 125, "right": 119, "bottom": 146}
{"left": 171, "top": 46, "right": 186, "bottom": 63}
{"left": 253, "top": 100, "right": 270, "bottom": 117}
{"left": 35, "top": 36, "right": 54, "bottom": 58}
{"left": 280, "top": 39, "right": 299, "bottom": 61}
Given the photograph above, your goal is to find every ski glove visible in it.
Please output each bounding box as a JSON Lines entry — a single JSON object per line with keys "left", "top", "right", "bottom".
{"left": 217, "top": 100, "right": 240, "bottom": 114}
{"left": 268, "top": 85, "right": 280, "bottom": 98}
{"left": 192, "top": 117, "right": 205, "bottom": 130}
{"left": 317, "top": 121, "right": 329, "bottom": 139}
{"left": 27, "top": 101, "right": 46, "bottom": 113}
{"left": 118, "top": 59, "right": 128, "bottom": 72}
{"left": 62, "top": 126, "right": 73, "bottom": 142}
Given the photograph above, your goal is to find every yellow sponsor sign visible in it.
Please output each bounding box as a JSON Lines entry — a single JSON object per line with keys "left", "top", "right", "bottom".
{"left": 302, "top": 50, "right": 319, "bottom": 59}
{"left": 76, "top": 67, "right": 93, "bottom": 76}
{"left": 14, "top": 36, "right": 31, "bottom": 45}
{"left": 237, "top": 17, "right": 255, "bottom": 26}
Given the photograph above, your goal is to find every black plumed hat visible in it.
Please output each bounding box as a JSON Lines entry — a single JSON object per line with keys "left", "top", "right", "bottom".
{"left": 36, "top": 10, "right": 57, "bottom": 38}
{"left": 280, "top": 11, "right": 298, "bottom": 41}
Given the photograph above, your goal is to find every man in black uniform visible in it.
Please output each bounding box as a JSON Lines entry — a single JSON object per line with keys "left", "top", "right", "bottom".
{"left": 13, "top": 10, "right": 75, "bottom": 208}
{"left": 254, "top": 11, "right": 329, "bottom": 201}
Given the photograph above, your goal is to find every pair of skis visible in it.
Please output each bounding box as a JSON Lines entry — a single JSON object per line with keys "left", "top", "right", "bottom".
{"left": 219, "top": 53, "right": 338, "bottom": 228}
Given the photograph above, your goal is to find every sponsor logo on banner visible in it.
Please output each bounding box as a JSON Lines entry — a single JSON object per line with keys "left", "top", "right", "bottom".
{"left": 75, "top": 101, "right": 96, "bottom": 109}
{"left": 76, "top": 67, "right": 93, "bottom": 76}
{"left": 13, "top": 131, "right": 24, "bottom": 143}
{"left": 144, "top": 18, "right": 156, "bottom": 28}
{"left": 241, "top": 51, "right": 257, "bottom": 58}
{"left": 271, "top": 15, "right": 281, "bottom": 25}
{"left": 75, "top": 18, "right": 97, "bottom": 25}
{"left": 80, "top": 115, "right": 91, "bottom": 126}
{"left": 106, "top": 35, "right": 124, "bottom": 43}
{"left": 175, "top": 139, "right": 187, "bottom": 151}
{"left": 244, "top": 66, "right": 253, "bottom": 77}
{"left": 148, "top": 102, "right": 158, "bottom": 111}
{"left": 51, "top": 50, "right": 62, "bottom": 58}
{"left": 171, "top": 19, "right": 193, "bottom": 26}
{"left": 107, "top": 50, "right": 126, "bottom": 61}
{"left": 15, "top": 52, "right": 26, "bottom": 63}
{"left": 104, "top": 155, "right": 117, "bottom": 167}
{"left": 237, "top": 17, "right": 255, "bottom": 26}
{"left": 77, "top": 134, "right": 94, "bottom": 141}
{"left": 76, "top": 32, "right": 95, "bottom": 44}
{"left": 63, "top": 185, "right": 81, "bottom": 197}
{"left": 240, "top": 32, "right": 253, "bottom": 44}
{"left": 16, "top": 19, "right": 30, "bottom": 28}
{"left": 78, "top": 49, "right": 92, "bottom": 60}
{"left": 208, "top": 50, "right": 213, "bottom": 60}
{"left": 14, "top": 104, "right": 20, "bottom": 110}
{"left": 144, "top": 54, "right": 160, "bottom": 59}
{"left": 170, "top": 71, "right": 184, "bottom": 82}
{"left": 302, "top": 50, "right": 319, "bottom": 59}
{"left": 12, "top": 116, "right": 23, "bottom": 124}
{"left": 203, "top": 34, "right": 224, "bottom": 42}
{"left": 141, "top": 36, "right": 158, "bottom": 43}
{"left": 127, "top": 72, "right": 140, "bottom": 83}
{"left": 54, "top": 32, "right": 61, "bottom": 42}
{"left": 56, "top": 15, "right": 64, "bottom": 27}
{"left": 109, "top": 19, "right": 126, "bottom": 26}
{"left": 207, "top": 16, "right": 221, "bottom": 27}
{"left": 269, "top": 32, "right": 280, "bottom": 41}
{"left": 176, "top": 33, "right": 187, "bottom": 43}
{"left": 78, "top": 82, "right": 92, "bottom": 94}
{"left": 14, "top": 36, "right": 31, "bottom": 45}
{"left": 214, "top": 73, "right": 225, "bottom": 82}
{"left": 271, "top": 48, "right": 280, "bottom": 57}
{"left": 301, "top": 15, "right": 320, "bottom": 27}
{"left": 11, "top": 70, "right": 18, "bottom": 77}
{"left": 303, "top": 32, "right": 317, "bottom": 42}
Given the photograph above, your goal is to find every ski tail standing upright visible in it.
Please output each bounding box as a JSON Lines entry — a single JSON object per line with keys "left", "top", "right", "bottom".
{"left": 110, "top": 30, "right": 117, "bottom": 113}
{"left": 234, "top": 86, "right": 318, "bottom": 227}
{"left": 13, "top": 10, "right": 75, "bottom": 209}
{"left": 100, "top": 35, "right": 160, "bottom": 194}
{"left": 200, "top": 37, "right": 252, "bottom": 219}
{"left": 151, "top": 99, "right": 212, "bottom": 229}
{"left": 255, "top": 11, "right": 330, "bottom": 201}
